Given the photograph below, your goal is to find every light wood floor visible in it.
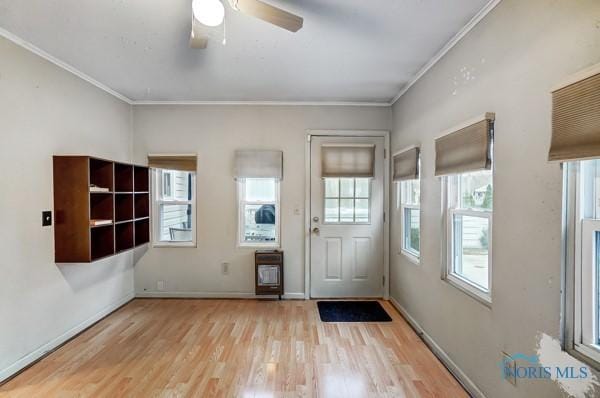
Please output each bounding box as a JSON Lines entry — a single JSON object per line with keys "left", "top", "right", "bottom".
{"left": 0, "top": 299, "right": 467, "bottom": 397}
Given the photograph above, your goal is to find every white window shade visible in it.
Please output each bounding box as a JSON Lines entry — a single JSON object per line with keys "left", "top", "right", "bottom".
{"left": 435, "top": 113, "right": 495, "bottom": 177}
{"left": 234, "top": 150, "right": 283, "bottom": 180}
{"left": 321, "top": 144, "right": 375, "bottom": 178}
{"left": 148, "top": 154, "right": 197, "bottom": 172}
{"left": 549, "top": 67, "right": 600, "bottom": 162}
{"left": 393, "top": 147, "right": 420, "bottom": 181}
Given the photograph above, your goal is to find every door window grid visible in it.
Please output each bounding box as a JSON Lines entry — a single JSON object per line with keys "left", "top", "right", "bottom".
{"left": 323, "top": 178, "right": 371, "bottom": 224}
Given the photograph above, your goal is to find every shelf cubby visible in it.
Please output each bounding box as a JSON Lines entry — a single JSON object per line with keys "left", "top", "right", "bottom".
{"left": 134, "top": 166, "right": 149, "bottom": 192}
{"left": 115, "top": 163, "right": 134, "bottom": 192}
{"left": 90, "top": 192, "right": 114, "bottom": 222}
{"left": 134, "top": 193, "right": 150, "bottom": 219}
{"left": 116, "top": 222, "right": 134, "bottom": 253}
{"left": 115, "top": 193, "right": 134, "bottom": 222}
{"left": 89, "top": 158, "right": 113, "bottom": 191}
{"left": 135, "top": 219, "right": 150, "bottom": 246}
{"left": 91, "top": 225, "right": 114, "bottom": 261}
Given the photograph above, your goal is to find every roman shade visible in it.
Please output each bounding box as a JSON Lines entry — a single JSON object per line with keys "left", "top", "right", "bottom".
{"left": 435, "top": 113, "right": 495, "bottom": 177}
{"left": 393, "top": 147, "right": 420, "bottom": 181}
{"left": 147, "top": 154, "right": 197, "bottom": 172}
{"left": 548, "top": 68, "right": 600, "bottom": 162}
{"left": 234, "top": 150, "right": 283, "bottom": 179}
{"left": 321, "top": 144, "right": 375, "bottom": 178}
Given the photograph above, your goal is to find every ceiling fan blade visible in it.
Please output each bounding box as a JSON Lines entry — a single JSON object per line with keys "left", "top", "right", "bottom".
{"left": 189, "top": 19, "right": 208, "bottom": 49}
{"left": 230, "top": 0, "right": 303, "bottom": 32}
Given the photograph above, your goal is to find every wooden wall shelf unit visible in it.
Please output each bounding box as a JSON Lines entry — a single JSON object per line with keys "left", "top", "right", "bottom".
{"left": 53, "top": 156, "right": 151, "bottom": 263}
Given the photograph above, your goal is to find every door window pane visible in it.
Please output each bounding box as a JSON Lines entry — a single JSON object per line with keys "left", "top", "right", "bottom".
{"left": 325, "top": 178, "right": 339, "bottom": 197}
{"left": 325, "top": 199, "right": 339, "bottom": 223}
{"left": 452, "top": 214, "right": 489, "bottom": 290}
{"left": 340, "top": 178, "right": 354, "bottom": 197}
{"left": 340, "top": 199, "right": 354, "bottom": 222}
{"left": 355, "top": 199, "right": 370, "bottom": 223}
{"left": 355, "top": 178, "right": 370, "bottom": 198}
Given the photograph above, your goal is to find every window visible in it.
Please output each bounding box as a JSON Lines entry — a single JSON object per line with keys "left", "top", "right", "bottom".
{"left": 238, "top": 178, "right": 280, "bottom": 246}
{"left": 153, "top": 169, "right": 196, "bottom": 246}
{"left": 444, "top": 169, "right": 493, "bottom": 303}
{"left": 323, "top": 178, "right": 370, "bottom": 223}
{"left": 400, "top": 179, "right": 420, "bottom": 261}
{"left": 565, "top": 159, "right": 600, "bottom": 366}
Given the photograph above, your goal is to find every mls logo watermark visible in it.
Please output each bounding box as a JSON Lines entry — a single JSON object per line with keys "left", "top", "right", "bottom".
{"left": 499, "top": 353, "right": 591, "bottom": 380}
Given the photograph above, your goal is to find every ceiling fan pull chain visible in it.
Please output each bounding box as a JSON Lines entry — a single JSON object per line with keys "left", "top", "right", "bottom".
{"left": 222, "top": 18, "right": 227, "bottom": 45}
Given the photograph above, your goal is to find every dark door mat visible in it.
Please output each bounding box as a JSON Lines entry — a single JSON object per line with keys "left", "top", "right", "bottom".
{"left": 317, "top": 301, "right": 392, "bottom": 322}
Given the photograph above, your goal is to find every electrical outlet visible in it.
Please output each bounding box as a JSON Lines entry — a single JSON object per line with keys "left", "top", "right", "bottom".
{"left": 157, "top": 280, "right": 165, "bottom": 291}
{"left": 42, "top": 211, "right": 52, "bottom": 226}
{"left": 222, "top": 262, "right": 229, "bottom": 275}
{"left": 501, "top": 352, "right": 517, "bottom": 386}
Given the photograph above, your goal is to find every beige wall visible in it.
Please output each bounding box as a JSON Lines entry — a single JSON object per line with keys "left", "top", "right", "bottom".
{"left": 389, "top": 1, "right": 600, "bottom": 397}
{"left": 0, "top": 37, "right": 135, "bottom": 380}
{"left": 132, "top": 105, "right": 391, "bottom": 297}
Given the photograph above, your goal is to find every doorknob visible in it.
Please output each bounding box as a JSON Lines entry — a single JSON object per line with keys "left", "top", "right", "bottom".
{"left": 312, "top": 227, "right": 320, "bottom": 234}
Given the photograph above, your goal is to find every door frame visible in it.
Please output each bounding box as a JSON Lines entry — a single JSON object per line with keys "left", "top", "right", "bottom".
{"left": 304, "top": 129, "right": 390, "bottom": 299}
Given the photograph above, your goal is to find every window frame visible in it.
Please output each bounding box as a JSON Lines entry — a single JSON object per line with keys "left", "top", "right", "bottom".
{"left": 442, "top": 172, "right": 493, "bottom": 306}
{"left": 151, "top": 169, "right": 197, "bottom": 248}
{"left": 399, "top": 179, "right": 420, "bottom": 264}
{"left": 237, "top": 178, "right": 281, "bottom": 248}
{"left": 564, "top": 161, "right": 600, "bottom": 369}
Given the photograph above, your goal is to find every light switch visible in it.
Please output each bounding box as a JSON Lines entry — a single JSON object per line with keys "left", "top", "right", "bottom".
{"left": 42, "top": 211, "right": 52, "bottom": 226}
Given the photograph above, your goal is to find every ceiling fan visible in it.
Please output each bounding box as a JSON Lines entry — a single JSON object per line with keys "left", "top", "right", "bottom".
{"left": 190, "top": 0, "right": 304, "bottom": 49}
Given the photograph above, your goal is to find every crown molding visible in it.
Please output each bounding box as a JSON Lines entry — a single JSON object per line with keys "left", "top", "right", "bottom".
{"left": 390, "top": 0, "right": 502, "bottom": 105}
{"left": 131, "top": 100, "right": 391, "bottom": 107}
{"left": 2, "top": 0, "right": 501, "bottom": 108}
{"left": 0, "top": 27, "right": 133, "bottom": 104}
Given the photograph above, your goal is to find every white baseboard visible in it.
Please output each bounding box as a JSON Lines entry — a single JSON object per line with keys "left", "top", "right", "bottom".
{"left": 135, "top": 291, "right": 306, "bottom": 300}
{"left": 0, "top": 291, "right": 135, "bottom": 383}
{"left": 388, "top": 297, "right": 486, "bottom": 398}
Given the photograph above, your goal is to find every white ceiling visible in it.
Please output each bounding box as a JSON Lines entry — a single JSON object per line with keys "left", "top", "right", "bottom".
{"left": 0, "top": 0, "right": 492, "bottom": 103}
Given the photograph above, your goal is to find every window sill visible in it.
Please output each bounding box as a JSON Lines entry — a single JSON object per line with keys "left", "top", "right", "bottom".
{"left": 570, "top": 344, "right": 600, "bottom": 372}
{"left": 443, "top": 273, "right": 491, "bottom": 308}
{"left": 399, "top": 249, "right": 420, "bottom": 265}
{"left": 153, "top": 242, "right": 197, "bottom": 248}
{"left": 238, "top": 243, "right": 281, "bottom": 249}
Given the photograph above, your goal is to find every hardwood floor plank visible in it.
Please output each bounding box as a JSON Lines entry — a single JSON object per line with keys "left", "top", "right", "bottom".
{"left": 0, "top": 299, "right": 467, "bottom": 397}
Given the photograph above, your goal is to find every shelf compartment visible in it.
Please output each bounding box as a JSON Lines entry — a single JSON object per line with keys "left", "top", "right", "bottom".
{"left": 89, "top": 158, "right": 113, "bottom": 192}
{"left": 116, "top": 222, "right": 134, "bottom": 252}
{"left": 91, "top": 225, "right": 114, "bottom": 261}
{"left": 135, "top": 218, "right": 150, "bottom": 246}
{"left": 115, "top": 163, "right": 134, "bottom": 192}
{"left": 134, "top": 166, "right": 149, "bottom": 192}
{"left": 90, "top": 192, "right": 114, "bottom": 222}
{"left": 115, "top": 193, "right": 134, "bottom": 222}
{"left": 134, "top": 193, "right": 149, "bottom": 219}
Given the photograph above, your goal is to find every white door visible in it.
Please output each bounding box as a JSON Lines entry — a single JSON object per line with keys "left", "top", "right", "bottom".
{"left": 310, "top": 136, "right": 385, "bottom": 298}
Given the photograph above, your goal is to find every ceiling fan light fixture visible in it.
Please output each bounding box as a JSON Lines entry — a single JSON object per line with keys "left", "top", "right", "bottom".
{"left": 192, "top": 0, "right": 225, "bottom": 27}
